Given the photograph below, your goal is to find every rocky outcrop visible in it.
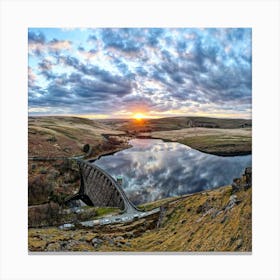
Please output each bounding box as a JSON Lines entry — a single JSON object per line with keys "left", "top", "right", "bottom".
{"left": 231, "top": 167, "right": 252, "bottom": 193}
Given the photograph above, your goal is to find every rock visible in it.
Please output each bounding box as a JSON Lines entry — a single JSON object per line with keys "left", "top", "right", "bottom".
{"left": 29, "top": 239, "right": 47, "bottom": 251}
{"left": 109, "top": 239, "right": 115, "bottom": 246}
{"left": 232, "top": 179, "right": 241, "bottom": 193}
{"left": 63, "top": 240, "right": 89, "bottom": 250}
{"left": 220, "top": 215, "right": 228, "bottom": 224}
{"left": 60, "top": 241, "right": 68, "bottom": 249}
{"left": 124, "top": 231, "right": 134, "bottom": 239}
{"left": 231, "top": 167, "right": 252, "bottom": 193}
{"left": 196, "top": 200, "right": 211, "bottom": 214}
{"left": 91, "top": 238, "right": 103, "bottom": 248}
{"left": 235, "top": 238, "right": 243, "bottom": 250}
{"left": 103, "top": 236, "right": 115, "bottom": 246}
{"left": 114, "top": 236, "right": 124, "bottom": 242}
{"left": 47, "top": 242, "right": 61, "bottom": 251}
{"left": 181, "top": 219, "right": 187, "bottom": 224}
{"left": 196, "top": 205, "right": 203, "bottom": 214}
{"left": 245, "top": 167, "right": 252, "bottom": 174}
{"left": 203, "top": 208, "right": 216, "bottom": 217}
{"left": 212, "top": 210, "right": 223, "bottom": 218}
{"left": 66, "top": 199, "right": 84, "bottom": 208}
{"left": 225, "top": 202, "right": 235, "bottom": 211}
{"left": 225, "top": 195, "right": 242, "bottom": 211}
{"left": 73, "top": 208, "right": 84, "bottom": 214}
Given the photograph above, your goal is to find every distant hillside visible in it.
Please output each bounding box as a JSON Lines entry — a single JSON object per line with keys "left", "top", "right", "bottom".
{"left": 28, "top": 116, "right": 252, "bottom": 157}
{"left": 28, "top": 116, "right": 127, "bottom": 158}
{"left": 99, "top": 116, "right": 252, "bottom": 132}
{"left": 29, "top": 116, "right": 111, "bottom": 130}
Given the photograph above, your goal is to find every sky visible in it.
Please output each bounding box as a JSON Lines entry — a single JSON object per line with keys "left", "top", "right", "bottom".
{"left": 28, "top": 28, "right": 252, "bottom": 119}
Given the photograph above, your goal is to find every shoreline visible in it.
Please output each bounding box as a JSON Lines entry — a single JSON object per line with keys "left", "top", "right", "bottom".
{"left": 100, "top": 134, "right": 252, "bottom": 158}
{"left": 87, "top": 144, "right": 132, "bottom": 162}
{"left": 133, "top": 134, "right": 251, "bottom": 157}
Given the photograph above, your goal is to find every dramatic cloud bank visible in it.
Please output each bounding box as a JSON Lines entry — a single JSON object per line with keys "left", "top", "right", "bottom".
{"left": 28, "top": 28, "right": 252, "bottom": 118}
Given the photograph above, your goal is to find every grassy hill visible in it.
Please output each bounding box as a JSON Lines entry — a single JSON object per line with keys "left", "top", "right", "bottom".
{"left": 151, "top": 127, "right": 252, "bottom": 156}
{"left": 28, "top": 184, "right": 252, "bottom": 252}
{"left": 29, "top": 116, "right": 252, "bottom": 157}
{"left": 28, "top": 116, "right": 128, "bottom": 158}
{"left": 100, "top": 116, "right": 252, "bottom": 132}
{"left": 99, "top": 117, "right": 252, "bottom": 156}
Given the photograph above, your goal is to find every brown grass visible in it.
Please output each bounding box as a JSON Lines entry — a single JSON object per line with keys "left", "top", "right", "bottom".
{"left": 28, "top": 116, "right": 126, "bottom": 158}
{"left": 28, "top": 185, "right": 252, "bottom": 252}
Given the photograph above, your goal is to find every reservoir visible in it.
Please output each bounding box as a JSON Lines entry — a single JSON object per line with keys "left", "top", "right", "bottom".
{"left": 94, "top": 139, "right": 252, "bottom": 205}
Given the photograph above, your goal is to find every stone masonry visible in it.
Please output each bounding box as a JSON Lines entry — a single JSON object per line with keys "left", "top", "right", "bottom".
{"left": 66, "top": 160, "right": 140, "bottom": 214}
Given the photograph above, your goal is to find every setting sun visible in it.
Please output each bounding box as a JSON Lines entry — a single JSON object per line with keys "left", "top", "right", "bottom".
{"left": 133, "top": 113, "right": 145, "bottom": 121}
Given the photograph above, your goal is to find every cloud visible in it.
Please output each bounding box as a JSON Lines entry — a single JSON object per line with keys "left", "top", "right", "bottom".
{"left": 48, "top": 39, "right": 72, "bottom": 51}
{"left": 28, "top": 67, "right": 36, "bottom": 86}
{"left": 28, "top": 30, "right": 72, "bottom": 56}
{"left": 28, "top": 31, "right": 46, "bottom": 44}
{"left": 38, "top": 59, "right": 53, "bottom": 70}
{"left": 100, "top": 28, "right": 143, "bottom": 53}
{"left": 78, "top": 48, "right": 97, "bottom": 60}
{"left": 28, "top": 28, "right": 252, "bottom": 118}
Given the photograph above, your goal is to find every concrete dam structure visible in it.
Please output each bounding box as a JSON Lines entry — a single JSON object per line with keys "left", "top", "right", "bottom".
{"left": 66, "top": 160, "right": 140, "bottom": 214}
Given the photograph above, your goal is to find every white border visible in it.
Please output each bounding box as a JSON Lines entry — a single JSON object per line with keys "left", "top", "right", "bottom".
{"left": 1, "top": 0, "right": 280, "bottom": 279}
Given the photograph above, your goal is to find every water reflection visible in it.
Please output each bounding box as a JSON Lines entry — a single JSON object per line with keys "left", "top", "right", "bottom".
{"left": 94, "top": 139, "right": 252, "bottom": 205}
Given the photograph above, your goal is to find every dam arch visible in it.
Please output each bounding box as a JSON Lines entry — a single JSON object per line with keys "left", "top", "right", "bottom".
{"left": 66, "top": 160, "right": 140, "bottom": 214}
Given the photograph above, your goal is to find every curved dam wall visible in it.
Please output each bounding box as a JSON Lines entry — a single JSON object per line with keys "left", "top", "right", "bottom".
{"left": 67, "top": 160, "right": 140, "bottom": 214}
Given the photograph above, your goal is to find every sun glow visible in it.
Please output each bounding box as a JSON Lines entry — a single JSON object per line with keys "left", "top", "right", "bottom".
{"left": 133, "top": 113, "right": 146, "bottom": 121}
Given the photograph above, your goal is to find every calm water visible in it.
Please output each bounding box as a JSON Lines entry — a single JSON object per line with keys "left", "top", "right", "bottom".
{"left": 94, "top": 139, "right": 252, "bottom": 205}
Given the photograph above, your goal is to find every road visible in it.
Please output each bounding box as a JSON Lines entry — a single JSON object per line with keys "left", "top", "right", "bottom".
{"left": 59, "top": 207, "right": 160, "bottom": 229}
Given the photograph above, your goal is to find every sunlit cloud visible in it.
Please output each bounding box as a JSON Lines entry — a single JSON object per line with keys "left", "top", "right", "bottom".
{"left": 28, "top": 28, "right": 252, "bottom": 119}
{"left": 48, "top": 39, "right": 72, "bottom": 51}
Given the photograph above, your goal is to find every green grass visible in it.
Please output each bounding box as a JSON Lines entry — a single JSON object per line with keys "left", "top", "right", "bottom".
{"left": 93, "top": 207, "right": 120, "bottom": 218}
{"left": 178, "top": 135, "right": 251, "bottom": 156}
